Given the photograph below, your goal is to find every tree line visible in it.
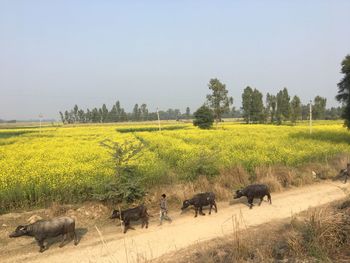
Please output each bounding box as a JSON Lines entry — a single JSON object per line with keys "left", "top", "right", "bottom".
{"left": 59, "top": 82, "right": 343, "bottom": 125}
{"left": 59, "top": 102, "right": 194, "bottom": 124}
{"left": 241, "top": 86, "right": 338, "bottom": 124}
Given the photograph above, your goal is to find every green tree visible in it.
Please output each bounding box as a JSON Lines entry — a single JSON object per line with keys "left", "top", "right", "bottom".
{"left": 132, "top": 104, "right": 140, "bottom": 121}
{"left": 336, "top": 55, "right": 350, "bottom": 128}
{"left": 185, "top": 107, "right": 191, "bottom": 119}
{"left": 140, "top": 104, "right": 148, "bottom": 121}
{"left": 312, "top": 96, "right": 327, "bottom": 120}
{"left": 266, "top": 93, "right": 277, "bottom": 123}
{"left": 241, "top": 86, "right": 253, "bottom": 123}
{"left": 193, "top": 105, "right": 214, "bottom": 129}
{"left": 290, "top": 95, "right": 302, "bottom": 124}
{"left": 241, "top": 87, "right": 265, "bottom": 123}
{"left": 73, "top": 105, "right": 79, "bottom": 122}
{"left": 251, "top": 89, "right": 265, "bottom": 123}
{"left": 59, "top": 111, "right": 65, "bottom": 124}
{"left": 78, "top": 109, "right": 85, "bottom": 123}
{"left": 100, "top": 104, "right": 109, "bottom": 123}
{"left": 108, "top": 105, "right": 118, "bottom": 122}
{"left": 91, "top": 108, "right": 100, "bottom": 123}
{"left": 206, "top": 78, "right": 233, "bottom": 123}
{"left": 276, "top": 88, "right": 290, "bottom": 124}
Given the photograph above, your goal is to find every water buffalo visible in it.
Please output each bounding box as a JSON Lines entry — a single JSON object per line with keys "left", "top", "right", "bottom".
{"left": 110, "top": 204, "right": 150, "bottom": 233}
{"left": 234, "top": 184, "right": 272, "bottom": 209}
{"left": 181, "top": 192, "right": 217, "bottom": 217}
{"left": 339, "top": 163, "right": 350, "bottom": 183}
{"left": 9, "top": 216, "right": 78, "bottom": 252}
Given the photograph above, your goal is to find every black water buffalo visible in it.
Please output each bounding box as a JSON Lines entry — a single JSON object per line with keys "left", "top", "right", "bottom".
{"left": 339, "top": 163, "right": 350, "bottom": 183}
{"left": 9, "top": 216, "right": 78, "bottom": 253}
{"left": 110, "top": 204, "right": 150, "bottom": 233}
{"left": 181, "top": 192, "right": 217, "bottom": 217}
{"left": 234, "top": 184, "right": 272, "bottom": 209}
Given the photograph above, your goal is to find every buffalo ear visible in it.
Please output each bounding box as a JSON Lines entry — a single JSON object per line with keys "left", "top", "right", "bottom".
{"left": 236, "top": 190, "right": 240, "bottom": 194}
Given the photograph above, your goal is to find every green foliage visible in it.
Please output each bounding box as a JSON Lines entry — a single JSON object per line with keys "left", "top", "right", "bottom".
{"left": 337, "top": 55, "right": 350, "bottom": 128}
{"left": 193, "top": 105, "right": 214, "bottom": 129}
{"left": 266, "top": 93, "right": 277, "bottom": 123}
{"left": 97, "top": 139, "right": 146, "bottom": 203}
{"left": 206, "top": 78, "right": 233, "bottom": 123}
{"left": 312, "top": 96, "right": 327, "bottom": 120}
{"left": 94, "top": 172, "right": 145, "bottom": 204}
{"left": 290, "top": 95, "right": 302, "bottom": 124}
{"left": 276, "top": 88, "right": 291, "bottom": 124}
{"left": 242, "top": 86, "right": 265, "bottom": 123}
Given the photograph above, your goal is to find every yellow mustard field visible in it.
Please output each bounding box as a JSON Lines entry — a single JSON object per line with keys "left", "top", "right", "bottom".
{"left": 0, "top": 121, "right": 349, "bottom": 211}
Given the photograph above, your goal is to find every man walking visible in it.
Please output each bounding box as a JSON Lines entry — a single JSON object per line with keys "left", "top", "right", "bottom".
{"left": 159, "top": 194, "right": 172, "bottom": 225}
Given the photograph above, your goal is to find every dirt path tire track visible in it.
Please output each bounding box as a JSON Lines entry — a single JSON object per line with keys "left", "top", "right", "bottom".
{"left": 2, "top": 181, "right": 349, "bottom": 263}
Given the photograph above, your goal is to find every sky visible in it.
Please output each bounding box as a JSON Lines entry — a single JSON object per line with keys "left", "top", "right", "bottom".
{"left": 1, "top": 1, "right": 350, "bottom": 120}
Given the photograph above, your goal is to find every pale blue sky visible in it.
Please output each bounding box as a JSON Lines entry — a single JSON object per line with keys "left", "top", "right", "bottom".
{"left": 0, "top": 0, "right": 349, "bottom": 119}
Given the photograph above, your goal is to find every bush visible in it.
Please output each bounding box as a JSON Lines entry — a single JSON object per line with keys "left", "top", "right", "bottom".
{"left": 193, "top": 105, "right": 214, "bottom": 129}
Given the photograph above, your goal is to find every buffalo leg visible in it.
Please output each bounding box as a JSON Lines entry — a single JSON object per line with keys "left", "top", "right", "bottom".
{"left": 73, "top": 231, "right": 78, "bottom": 245}
{"left": 267, "top": 193, "right": 272, "bottom": 204}
{"left": 145, "top": 217, "right": 149, "bottom": 229}
{"left": 248, "top": 197, "right": 254, "bottom": 209}
{"left": 59, "top": 234, "right": 66, "bottom": 248}
{"left": 36, "top": 238, "right": 45, "bottom": 253}
{"left": 209, "top": 204, "right": 212, "bottom": 215}
{"left": 199, "top": 206, "right": 205, "bottom": 216}
{"left": 141, "top": 219, "right": 145, "bottom": 228}
{"left": 123, "top": 221, "right": 128, "bottom": 234}
{"left": 194, "top": 207, "right": 198, "bottom": 217}
{"left": 213, "top": 201, "right": 218, "bottom": 213}
{"left": 259, "top": 197, "right": 263, "bottom": 206}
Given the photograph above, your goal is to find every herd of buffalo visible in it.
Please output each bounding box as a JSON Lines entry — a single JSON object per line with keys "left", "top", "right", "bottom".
{"left": 8, "top": 164, "right": 350, "bottom": 253}
{"left": 8, "top": 184, "right": 272, "bottom": 252}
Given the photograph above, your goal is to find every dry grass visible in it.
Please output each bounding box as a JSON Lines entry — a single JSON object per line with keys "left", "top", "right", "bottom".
{"left": 153, "top": 199, "right": 350, "bottom": 263}
{"left": 49, "top": 202, "right": 68, "bottom": 217}
{"left": 145, "top": 154, "right": 349, "bottom": 208}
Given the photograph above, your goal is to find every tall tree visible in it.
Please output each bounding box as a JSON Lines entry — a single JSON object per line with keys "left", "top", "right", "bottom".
{"left": 85, "top": 109, "right": 92, "bottom": 122}
{"left": 336, "top": 55, "right": 350, "bottom": 128}
{"left": 266, "top": 93, "right": 277, "bottom": 123}
{"left": 108, "top": 105, "right": 118, "bottom": 122}
{"left": 185, "top": 107, "right": 191, "bottom": 119}
{"left": 276, "top": 88, "right": 290, "bottom": 124}
{"left": 241, "top": 86, "right": 253, "bottom": 123}
{"left": 100, "top": 104, "right": 108, "bottom": 123}
{"left": 59, "top": 111, "right": 65, "bottom": 124}
{"left": 91, "top": 108, "right": 100, "bottom": 123}
{"left": 290, "top": 95, "right": 302, "bottom": 124}
{"left": 206, "top": 78, "right": 233, "bottom": 123}
{"left": 140, "top": 104, "right": 148, "bottom": 121}
{"left": 132, "top": 104, "right": 140, "bottom": 121}
{"left": 78, "top": 109, "right": 85, "bottom": 123}
{"left": 312, "top": 96, "right": 327, "bottom": 120}
{"left": 251, "top": 89, "right": 265, "bottom": 123}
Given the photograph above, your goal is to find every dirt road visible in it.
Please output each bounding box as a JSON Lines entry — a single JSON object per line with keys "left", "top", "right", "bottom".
{"left": 2, "top": 181, "right": 349, "bottom": 263}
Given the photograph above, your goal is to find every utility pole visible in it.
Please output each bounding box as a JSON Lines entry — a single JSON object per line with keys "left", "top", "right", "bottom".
{"left": 309, "top": 100, "right": 312, "bottom": 134}
{"left": 156, "top": 107, "right": 161, "bottom": 131}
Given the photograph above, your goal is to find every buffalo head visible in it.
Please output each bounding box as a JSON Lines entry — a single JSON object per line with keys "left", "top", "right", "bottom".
{"left": 9, "top": 225, "right": 28, "bottom": 238}
{"left": 110, "top": 210, "right": 121, "bottom": 219}
{"left": 234, "top": 190, "right": 244, "bottom": 199}
{"left": 181, "top": 200, "right": 191, "bottom": 210}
